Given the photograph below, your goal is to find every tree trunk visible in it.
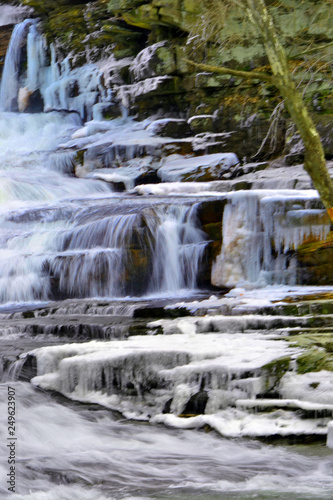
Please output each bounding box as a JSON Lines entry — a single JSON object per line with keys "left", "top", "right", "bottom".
{"left": 244, "top": 0, "right": 333, "bottom": 221}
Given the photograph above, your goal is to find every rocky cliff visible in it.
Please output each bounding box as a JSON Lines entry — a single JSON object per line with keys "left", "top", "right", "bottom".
{"left": 12, "top": 0, "right": 332, "bottom": 162}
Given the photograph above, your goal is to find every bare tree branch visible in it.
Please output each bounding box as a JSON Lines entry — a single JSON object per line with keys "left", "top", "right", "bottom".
{"left": 290, "top": 41, "right": 333, "bottom": 60}
{"left": 183, "top": 58, "right": 275, "bottom": 84}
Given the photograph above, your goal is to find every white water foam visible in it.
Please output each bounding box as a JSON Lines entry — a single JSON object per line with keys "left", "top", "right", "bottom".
{"left": 2, "top": 382, "right": 333, "bottom": 499}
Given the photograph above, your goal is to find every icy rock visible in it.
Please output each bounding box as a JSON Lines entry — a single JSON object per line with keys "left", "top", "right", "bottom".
{"left": 130, "top": 41, "right": 176, "bottom": 81}
{"left": 92, "top": 102, "right": 121, "bottom": 120}
{"left": 157, "top": 153, "right": 239, "bottom": 182}
{"left": 88, "top": 165, "right": 159, "bottom": 190}
{"left": 211, "top": 190, "right": 330, "bottom": 288}
{"left": 29, "top": 332, "right": 297, "bottom": 419}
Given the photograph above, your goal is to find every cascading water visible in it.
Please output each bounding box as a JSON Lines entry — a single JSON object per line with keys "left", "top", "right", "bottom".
{"left": 0, "top": 197, "right": 207, "bottom": 303}
{"left": 0, "top": 17, "right": 207, "bottom": 304}
{"left": 26, "top": 20, "right": 47, "bottom": 94}
{"left": 149, "top": 205, "right": 207, "bottom": 293}
{"left": 0, "top": 18, "right": 34, "bottom": 111}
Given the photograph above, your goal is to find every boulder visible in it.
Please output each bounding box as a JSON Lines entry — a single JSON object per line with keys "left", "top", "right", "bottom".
{"left": 87, "top": 164, "right": 159, "bottom": 190}
{"left": 180, "top": 390, "right": 209, "bottom": 416}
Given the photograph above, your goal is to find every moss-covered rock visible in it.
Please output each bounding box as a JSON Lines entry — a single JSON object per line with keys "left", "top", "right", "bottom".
{"left": 108, "top": 0, "right": 146, "bottom": 11}
{"left": 123, "top": 5, "right": 159, "bottom": 30}
{"left": 296, "top": 349, "right": 329, "bottom": 374}
{"left": 261, "top": 356, "right": 292, "bottom": 395}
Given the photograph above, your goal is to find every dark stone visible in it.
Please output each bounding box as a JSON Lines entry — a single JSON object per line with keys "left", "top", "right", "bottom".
{"left": 162, "top": 398, "right": 172, "bottom": 413}
{"left": 67, "top": 80, "right": 79, "bottom": 98}
{"left": 197, "top": 199, "right": 227, "bottom": 226}
{"left": 19, "top": 354, "right": 37, "bottom": 381}
{"left": 213, "top": 108, "right": 286, "bottom": 161}
{"left": 25, "top": 89, "right": 44, "bottom": 113}
{"left": 135, "top": 168, "right": 160, "bottom": 185}
{"left": 181, "top": 390, "right": 209, "bottom": 416}
{"left": 96, "top": 102, "right": 122, "bottom": 120}
{"left": 147, "top": 118, "right": 192, "bottom": 138}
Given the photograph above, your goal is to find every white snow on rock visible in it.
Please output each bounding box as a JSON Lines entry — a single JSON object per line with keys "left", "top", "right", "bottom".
{"left": 27, "top": 330, "right": 322, "bottom": 439}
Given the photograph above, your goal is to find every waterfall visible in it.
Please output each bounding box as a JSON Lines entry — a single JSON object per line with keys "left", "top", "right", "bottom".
{"left": 149, "top": 205, "right": 207, "bottom": 293}
{"left": 0, "top": 18, "right": 34, "bottom": 111}
{"left": 0, "top": 17, "right": 207, "bottom": 303}
{"left": 0, "top": 199, "right": 207, "bottom": 303}
{"left": 44, "top": 204, "right": 207, "bottom": 300}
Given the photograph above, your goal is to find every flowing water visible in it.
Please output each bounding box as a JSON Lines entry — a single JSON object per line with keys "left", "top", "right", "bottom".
{"left": 0, "top": 13, "right": 333, "bottom": 500}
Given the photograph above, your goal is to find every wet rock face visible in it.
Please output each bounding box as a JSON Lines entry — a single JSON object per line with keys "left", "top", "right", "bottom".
{"left": 297, "top": 232, "right": 333, "bottom": 286}
{"left": 146, "top": 118, "right": 192, "bottom": 138}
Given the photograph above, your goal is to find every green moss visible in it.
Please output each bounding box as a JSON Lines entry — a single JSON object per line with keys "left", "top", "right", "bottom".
{"left": 108, "top": 0, "right": 146, "bottom": 11}
{"left": 75, "top": 149, "right": 85, "bottom": 166}
{"left": 202, "top": 222, "right": 222, "bottom": 241}
{"left": 287, "top": 331, "right": 333, "bottom": 373}
{"left": 262, "top": 356, "right": 292, "bottom": 392}
{"left": 123, "top": 5, "right": 159, "bottom": 30}
{"left": 45, "top": 6, "right": 87, "bottom": 52}
{"left": 296, "top": 349, "right": 328, "bottom": 374}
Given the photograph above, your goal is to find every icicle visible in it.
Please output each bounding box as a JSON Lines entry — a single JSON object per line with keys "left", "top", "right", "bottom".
{"left": 26, "top": 22, "right": 47, "bottom": 92}
{"left": 213, "top": 190, "right": 330, "bottom": 287}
